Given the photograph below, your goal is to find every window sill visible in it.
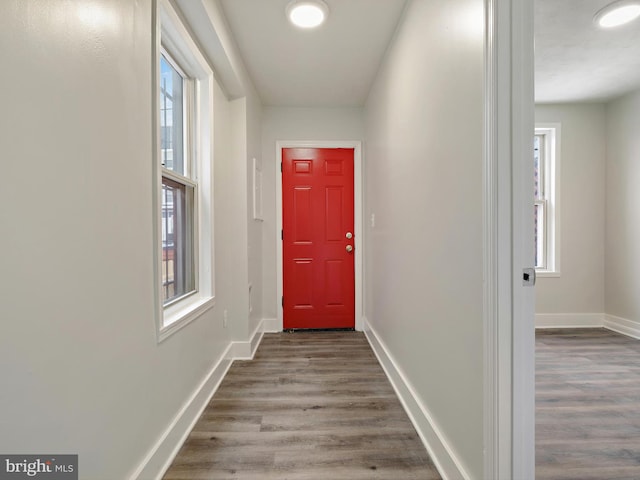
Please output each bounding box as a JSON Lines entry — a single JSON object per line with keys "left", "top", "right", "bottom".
{"left": 536, "top": 270, "right": 560, "bottom": 278}
{"left": 158, "top": 295, "right": 215, "bottom": 343}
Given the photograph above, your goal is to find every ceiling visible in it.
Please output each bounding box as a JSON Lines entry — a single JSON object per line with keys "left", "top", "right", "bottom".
{"left": 219, "top": 0, "right": 407, "bottom": 107}
{"left": 219, "top": 0, "right": 640, "bottom": 106}
{"left": 535, "top": 0, "right": 640, "bottom": 103}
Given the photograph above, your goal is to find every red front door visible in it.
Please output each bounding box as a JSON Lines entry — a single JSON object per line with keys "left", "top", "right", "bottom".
{"left": 282, "top": 147, "right": 355, "bottom": 329}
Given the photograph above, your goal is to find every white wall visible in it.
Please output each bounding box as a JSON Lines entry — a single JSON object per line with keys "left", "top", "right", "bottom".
{"left": 217, "top": 97, "right": 250, "bottom": 342}
{"left": 0, "top": 1, "right": 261, "bottom": 478}
{"left": 222, "top": 91, "right": 265, "bottom": 341}
{"left": 363, "top": 0, "right": 484, "bottom": 477}
{"left": 261, "top": 107, "right": 364, "bottom": 320}
{"left": 535, "top": 104, "right": 606, "bottom": 317}
{"left": 246, "top": 89, "right": 264, "bottom": 335}
{"left": 605, "top": 90, "right": 640, "bottom": 323}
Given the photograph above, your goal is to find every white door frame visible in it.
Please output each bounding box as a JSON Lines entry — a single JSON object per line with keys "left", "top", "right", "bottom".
{"left": 485, "top": 0, "right": 535, "bottom": 478}
{"left": 275, "top": 141, "right": 364, "bottom": 332}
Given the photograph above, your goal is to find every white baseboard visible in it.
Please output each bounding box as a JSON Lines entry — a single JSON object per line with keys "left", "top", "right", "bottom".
{"left": 262, "top": 317, "right": 281, "bottom": 332}
{"left": 535, "top": 313, "right": 604, "bottom": 329}
{"left": 228, "top": 320, "right": 265, "bottom": 360}
{"left": 534, "top": 313, "right": 640, "bottom": 340}
{"left": 604, "top": 314, "right": 640, "bottom": 340}
{"left": 130, "top": 344, "right": 233, "bottom": 480}
{"left": 363, "top": 318, "right": 469, "bottom": 480}
{"left": 132, "top": 321, "right": 266, "bottom": 480}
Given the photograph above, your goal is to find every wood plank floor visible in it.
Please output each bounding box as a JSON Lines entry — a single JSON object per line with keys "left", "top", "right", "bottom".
{"left": 536, "top": 328, "right": 640, "bottom": 480}
{"left": 163, "top": 332, "right": 441, "bottom": 480}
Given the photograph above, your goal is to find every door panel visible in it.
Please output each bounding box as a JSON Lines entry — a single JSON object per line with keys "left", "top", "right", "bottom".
{"left": 325, "top": 187, "right": 344, "bottom": 241}
{"left": 293, "top": 187, "right": 312, "bottom": 242}
{"left": 282, "top": 147, "right": 355, "bottom": 329}
{"left": 292, "top": 259, "right": 313, "bottom": 307}
{"left": 324, "top": 260, "right": 344, "bottom": 305}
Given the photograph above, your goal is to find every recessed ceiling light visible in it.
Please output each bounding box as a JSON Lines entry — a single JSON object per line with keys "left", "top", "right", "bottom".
{"left": 286, "top": 0, "right": 329, "bottom": 29}
{"left": 594, "top": 0, "right": 640, "bottom": 28}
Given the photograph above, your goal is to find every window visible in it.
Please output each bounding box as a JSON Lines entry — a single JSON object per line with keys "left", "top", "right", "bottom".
{"left": 155, "top": 0, "right": 214, "bottom": 341}
{"left": 534, "top": 124, "right": 560, "bottom": 276}
{"left": 160, "top": 52, "right": 196, "bottom": 305}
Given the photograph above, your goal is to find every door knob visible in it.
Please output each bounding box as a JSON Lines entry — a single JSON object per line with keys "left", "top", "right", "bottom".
{"left": 346, "top": 245, "right": 353, "bottom": 253}
{"left": 345, "top": 232, "right": 353, "bottom": 239}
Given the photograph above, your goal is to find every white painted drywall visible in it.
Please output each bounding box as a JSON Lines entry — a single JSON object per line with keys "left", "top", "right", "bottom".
{"left": 0, "top": 1, "right": 261, "bottom": 478}
{"left": 535, "top": 104, "right": 606, "bottom": 315}
{"left": 261, "top": 107, "right": 364, "bottom": 319}
{"left": 220, "top": 97, "right": 250, "bottom": 342}
{"left": 246, "top": 87, "right": 264, "bottom": 335}
{"left": 363, "top": 0, "right": 485, "bottom": 477}
{"left": 605, "top": 89, "right": 640, "bottom": 323}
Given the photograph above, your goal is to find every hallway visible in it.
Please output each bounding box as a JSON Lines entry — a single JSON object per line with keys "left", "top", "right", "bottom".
{"left": 1, "top": 0, "right": 511, "bottom": 477}
{"left": 163, "top": 332, "right": 441, "bottom": 479}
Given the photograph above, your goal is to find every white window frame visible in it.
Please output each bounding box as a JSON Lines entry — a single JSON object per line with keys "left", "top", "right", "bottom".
{"left": 534, "top": 123, "right": 561, "bottom": 277}
{"left": 153, "top": 0, "right": 215, "bottom": 342}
